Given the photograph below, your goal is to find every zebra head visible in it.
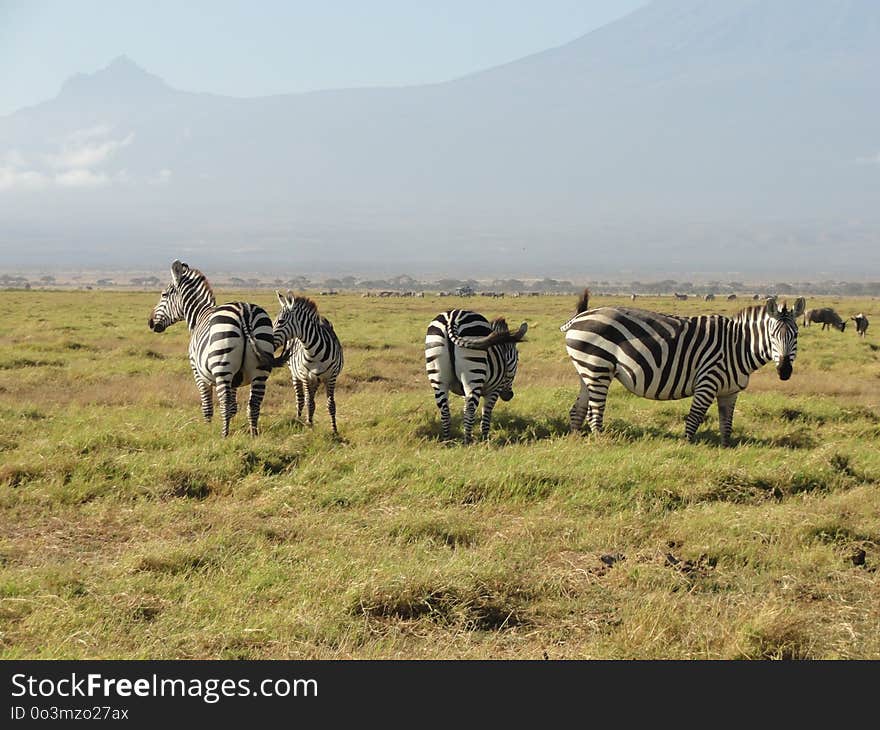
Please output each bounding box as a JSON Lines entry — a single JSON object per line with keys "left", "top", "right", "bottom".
{"left": 273, "top": 290, "right": 319, "bottom": 343}
{"left": 148, "top": 260, "right": 214, "bottom": 332}
{"left": 764, "top": 297, "right": 806, "bottom": 381}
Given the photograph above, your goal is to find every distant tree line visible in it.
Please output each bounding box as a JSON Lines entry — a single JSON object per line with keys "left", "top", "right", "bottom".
{"left": 2, "top": 273, "right": 880, "bottom": 297}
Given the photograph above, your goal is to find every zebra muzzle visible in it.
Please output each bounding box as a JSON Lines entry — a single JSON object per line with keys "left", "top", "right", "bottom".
{"left": 148, "top": 318, "right": 166, "bottom": 333}
{"left": 777, "top": 360, "right": 793, "bottom": 380}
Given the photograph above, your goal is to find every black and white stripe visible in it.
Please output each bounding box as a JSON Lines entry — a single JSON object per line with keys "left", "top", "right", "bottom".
{"left": 560, "top": 290, "right": 806, "bottom": 445}
{"left": 148, "top": 260, "right": 279, "bottom": 437}
{"left": 425, "top": 310, "right": 527, "bottom": 442}
{"left": 273, "top": 291, "right": 344, "bottom": 433}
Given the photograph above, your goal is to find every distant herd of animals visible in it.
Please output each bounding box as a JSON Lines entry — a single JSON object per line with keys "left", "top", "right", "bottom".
{"left": 148, "top": 261, "right": 871, "bottom": 445}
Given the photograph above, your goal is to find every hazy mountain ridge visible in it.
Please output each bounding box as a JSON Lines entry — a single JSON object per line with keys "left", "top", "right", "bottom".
{"left": 1, "top": 0, "right": 878, "bottom": 275}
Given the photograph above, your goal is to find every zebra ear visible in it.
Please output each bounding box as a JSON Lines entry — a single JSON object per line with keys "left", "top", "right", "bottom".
{"left": 276, "top": 290, "right": 287, "bottom": 308}
{"left": 765, "top": 298, "right": 778, "bottom": 317}
{"left": 792, "top": 297, "right": 806, "bottom": 319}
{"left": 286, "top": 290, "right": 294, "bottom": 306}
{"left": 171, "top": 260, "right": 188, "bottom": 285}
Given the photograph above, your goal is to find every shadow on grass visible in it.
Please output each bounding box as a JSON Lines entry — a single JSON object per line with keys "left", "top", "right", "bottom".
{"left": 414, "top": 412, "right": 570, "bottom": 444}
{"left": 731, "top": 430, "right": 817, "bottom": 450}
{"left": 417, "top": 410, "right": 818, "bottom": 450}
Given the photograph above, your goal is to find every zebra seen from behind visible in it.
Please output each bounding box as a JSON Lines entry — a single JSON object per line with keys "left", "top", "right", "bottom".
{"left": 148, "top": 260, "right": 285, "bottom": 437}
{"left": 560, "top": 289, "right": 806, "bottom": 446}
{"left": 273, "top": 291, "right": 344, "bottom": 433}
{"left": 425, "top": 310, "right": 527, "bottom": 443}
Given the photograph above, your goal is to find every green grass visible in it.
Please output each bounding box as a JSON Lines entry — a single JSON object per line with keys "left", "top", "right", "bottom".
{"left": 1, "top": 290, "right": 879, "bottom": 658}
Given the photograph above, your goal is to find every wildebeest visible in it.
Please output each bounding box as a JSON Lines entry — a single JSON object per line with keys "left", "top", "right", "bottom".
{"left": 705, "top": 293, "right": 715, "bottom": 301}
{"left": 728, "top": 294, "right": 738, "bottom": 301}
{"left": 852, "top": 313, "right": 869, "bottom": 338}
{"left": 803, "top": 307, "right": 846, "bottom": 332}
{"left": 673, "top": 292, "right": 688, "bottom": 301}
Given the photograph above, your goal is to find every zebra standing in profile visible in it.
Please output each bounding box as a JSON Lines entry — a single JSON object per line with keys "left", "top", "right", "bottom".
{"left": 148, "top": 260, "right": 285, "bottom": 437}
{"left": 273, "top": 291, "right": 344, "bottom": 433}
{"left": 425, "top": 310, "right": 527, "bottom": 442}
{"left": 561, "top": 289, "right": 806, "bottom": 446}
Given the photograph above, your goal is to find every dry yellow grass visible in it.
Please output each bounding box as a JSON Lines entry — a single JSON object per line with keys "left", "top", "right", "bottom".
{"left": 0, "top": 290, "right": 878, "bottom": 658}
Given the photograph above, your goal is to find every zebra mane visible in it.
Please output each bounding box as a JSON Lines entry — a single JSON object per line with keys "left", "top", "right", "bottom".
{"left": 733, "top": 304, "right": 773, "bottom": 323}
{"left": 292, "top": 295, "right": 319, "bottom": 316}
{"left": 177, "top": 265, "right": 216, "bottom": 305}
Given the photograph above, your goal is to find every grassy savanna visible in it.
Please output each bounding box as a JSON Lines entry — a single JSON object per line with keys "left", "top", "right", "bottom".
{"left": 1, "top": 289, "right": 879, "bottom": 659}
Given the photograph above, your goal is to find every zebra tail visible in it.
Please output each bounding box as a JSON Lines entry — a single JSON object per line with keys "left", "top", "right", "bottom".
{"left": 269, "top": 342, "right": 293, "bottom": 368}
{"left": 560, "top": 288, "right": 591, "bottom": 332}
{"left": 241, "top": 310, "right": 276, "bottom": 370}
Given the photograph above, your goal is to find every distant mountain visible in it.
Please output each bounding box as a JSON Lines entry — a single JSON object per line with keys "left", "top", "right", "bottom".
{"left": 2, "top": 0, "right": 879, "bottom": 276}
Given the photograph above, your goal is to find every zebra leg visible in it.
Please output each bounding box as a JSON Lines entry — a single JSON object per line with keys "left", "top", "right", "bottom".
{"left": 433, "top": 387, "right": 452, "bottom": 441}
{"left": 294, "top": 378, "right": 305, "bottom": 420}
{"left": 685, "top": 384, "right": 717, "bottom": 442}
{"left": 229, "top": 391, "right": 238, "bottom": 419}
{"left": 326, "top": 378, "right": 338, "bottom": 434}
{"left": 717, "top": 393, "right": 739, "bottom": 447}
{"left": 586, "top": 378, "right": 612, "bottom": 433}
{"left": 480, "top": 391, "right": 500, "bottom": 441}
{"left": 217, "top": 381, "right": 235, "bottom": 438}
{"left": 569, "top": 381, "right": 591, "bottom": 434}
{"left": 306, "top": 380, "right": 318, "bottom": 425}
{"left": 247, "top": 372, "right": 269, "bottom": 437}
{"left": 196, "top": 379, "right": 213, "bottom": 422}
{"left": 462, "top": 390, "right": 481, "bottom": 444}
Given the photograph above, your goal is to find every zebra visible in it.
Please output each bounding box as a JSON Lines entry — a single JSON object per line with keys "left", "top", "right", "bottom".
{"left": 852, "top": 313, "right": 869, "bottom": 338}
{"left": 148, "top": 260, "right": 286, "bottom": 437}
{"left": 425, "top": 310, "right": 527, "bottom": 442}
{"left": 273, "top": 291, "right": 344, "bottom": 433}
{"left": 560, "top": 289, "right": 806, "bottom": 446}
{"left": 803, "top": 307, "right": 846, "bottom": 332}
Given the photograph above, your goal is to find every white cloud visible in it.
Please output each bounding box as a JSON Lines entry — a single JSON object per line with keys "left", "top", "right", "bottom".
{"left": 148, "top": 168, "right": 173, "bottom": 185}
{"left": 54, "top": 169, "right": 109, "bottom": 188}
{"left": 3, "top": 149, "right": 29, "bottom": 168}
{"left": 0, "top": 166, "right": 49, "bottom": 191}
{"left": 0, "top": 127, "right": 140, "bottom": 192}
{"left": 47, "top": 130, "right": 134, "bottom": 170}
{"left": 66, "top": 124, "right": 114, "bottom": 143}
{"left": 855, "top": 152, "right": 880, "bottom": 166}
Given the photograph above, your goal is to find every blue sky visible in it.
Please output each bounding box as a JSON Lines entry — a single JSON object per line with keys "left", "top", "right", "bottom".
{"left": 0, "top": 0, "right": 646, "bottom": 115}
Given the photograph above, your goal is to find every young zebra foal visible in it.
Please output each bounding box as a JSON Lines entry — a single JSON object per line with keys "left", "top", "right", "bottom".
{"left": 148, "top": 260, "right": 285, "bottom": 437}
{"left": 273, "top": 291, "right": 344, "bottom": 433}
{"left": 425, "top": 310, "right": 527, "bottom": 443}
